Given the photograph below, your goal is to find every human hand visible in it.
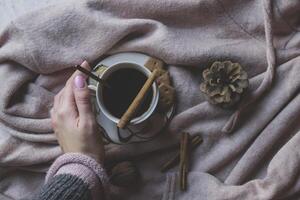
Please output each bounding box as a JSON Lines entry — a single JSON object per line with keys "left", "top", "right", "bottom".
{"left": 51, "top": 61, "right": 104, "bottom": 164}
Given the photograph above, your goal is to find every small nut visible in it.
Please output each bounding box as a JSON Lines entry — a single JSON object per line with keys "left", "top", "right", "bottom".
{"left": 110, "top": 161, "right": 140, "bottom": 187}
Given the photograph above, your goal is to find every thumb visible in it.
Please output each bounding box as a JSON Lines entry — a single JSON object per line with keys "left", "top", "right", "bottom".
{"left": 73, "top": 74, "right": 93, "bottom": 118}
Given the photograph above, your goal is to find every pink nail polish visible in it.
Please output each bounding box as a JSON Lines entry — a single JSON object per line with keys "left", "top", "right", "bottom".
{"left": 74, "top": 75, "right": 85, "bottom": 88}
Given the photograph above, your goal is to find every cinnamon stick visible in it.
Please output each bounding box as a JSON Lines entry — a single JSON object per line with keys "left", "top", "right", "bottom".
{"left": 117, "top": 69, "right": 159, "bottom": 129}
{"left": 160, "top": 135, "right": 202, "bottom": 172}
{"left": 180, "top": 132, "right": 190, "bottom": 191}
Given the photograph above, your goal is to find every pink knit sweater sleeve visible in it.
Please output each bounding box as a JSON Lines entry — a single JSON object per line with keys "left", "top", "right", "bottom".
{"left": 46, "top": 153, "right": 109, "bottom": 200}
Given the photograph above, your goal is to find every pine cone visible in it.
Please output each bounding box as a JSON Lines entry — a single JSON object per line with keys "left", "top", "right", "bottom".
{"left": 200, "top": 61, "right": 249, "bottom": 107}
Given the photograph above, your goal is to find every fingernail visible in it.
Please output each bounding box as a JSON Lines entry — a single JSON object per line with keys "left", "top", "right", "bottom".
{"left": 81, "top": 60, "right": 88, "bottom": 65}
{"left": 80, "top": 60, "right": 90, "bottom": 68}
{"left": 74, "top": 75, "right": 85, "bottom": 88}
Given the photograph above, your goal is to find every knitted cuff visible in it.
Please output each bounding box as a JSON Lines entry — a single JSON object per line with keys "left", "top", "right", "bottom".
{"left": 55, "top": 163, "right": 103, "bottom": 198}
{"left": 46, "top": 153, "right": 109, "bottom": 200}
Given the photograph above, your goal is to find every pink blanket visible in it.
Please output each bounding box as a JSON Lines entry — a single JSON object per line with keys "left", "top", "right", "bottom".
{"left": 0, "top": 0, "right": 300, "bottom": 199}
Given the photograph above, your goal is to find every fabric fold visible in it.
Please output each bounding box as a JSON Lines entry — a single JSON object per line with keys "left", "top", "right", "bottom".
{"left": 0, "top": 0, "right": 300, "bottom": 199}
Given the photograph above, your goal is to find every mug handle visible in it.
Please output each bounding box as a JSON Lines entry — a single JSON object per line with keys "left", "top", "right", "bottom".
{"left": 88, "top": 84, "right": 97, "bottom": 96}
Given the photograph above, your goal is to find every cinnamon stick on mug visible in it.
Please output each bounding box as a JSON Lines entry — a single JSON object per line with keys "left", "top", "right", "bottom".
{"left": 117, "top": 69, "right": 159, "bottom": 129}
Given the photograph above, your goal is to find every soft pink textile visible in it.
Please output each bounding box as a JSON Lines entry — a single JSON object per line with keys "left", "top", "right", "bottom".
{"left": 0, "top": 0, "right": 300, "bottom": 200}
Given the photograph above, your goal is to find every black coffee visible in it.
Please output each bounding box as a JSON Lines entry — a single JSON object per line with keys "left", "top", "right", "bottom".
{"left": 102, "top": 68, "right": 153, "bottom": 119}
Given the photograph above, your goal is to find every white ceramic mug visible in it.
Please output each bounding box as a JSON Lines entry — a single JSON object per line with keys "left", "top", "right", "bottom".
{"left": 88, "top": 62, "right": 159, "bottom": 127}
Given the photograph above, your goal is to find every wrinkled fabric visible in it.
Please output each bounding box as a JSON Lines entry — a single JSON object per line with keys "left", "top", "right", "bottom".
{"left": 0, "top": 0, "right": 300, "bottom": 199}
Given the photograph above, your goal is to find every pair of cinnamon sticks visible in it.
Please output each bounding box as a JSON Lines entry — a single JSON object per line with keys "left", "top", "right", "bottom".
{"left": 160, "top": 133, "right": 203, "bottom": 191}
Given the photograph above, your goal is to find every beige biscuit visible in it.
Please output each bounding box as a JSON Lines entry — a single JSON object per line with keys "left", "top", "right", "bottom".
{"left": 155, "top": 68, "right": 167, "bottom": 77}
{"left": 145, "top": 57, "right": 174, "bottom": 111}
{"left": 156, "top": 72, "right": 171, "bottom": 86}
{"left": 158, "top": 83, "right": 175, "bottom": 111}
{"left": 144, "top": 57, "right": 167, "bottom": 78}
{"left": 145, "top": 65, "right": 166, "bottom": 77}
{"left": 144, "top": 57, "right": 165, "bottom": 71}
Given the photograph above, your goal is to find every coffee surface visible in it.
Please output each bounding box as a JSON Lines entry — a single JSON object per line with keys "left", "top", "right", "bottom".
{"left": 103, "top": 68, "right": 153, "bottom": 118}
